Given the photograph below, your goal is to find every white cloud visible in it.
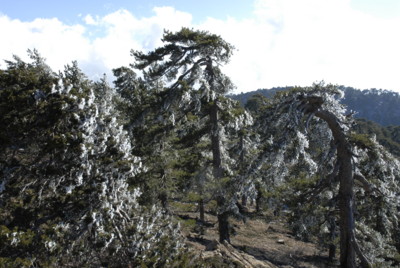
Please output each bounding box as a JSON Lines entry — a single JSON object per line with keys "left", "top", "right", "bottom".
{"left": 0, "top": 15, "right": 91, "bottom": 71}
{"left": 84, "top": 14, "right": 99, "bottom": 25}
{"left": 0, "top": 7, "right": 192, "bottom": 81}
{"left": 199, "top": 0, "right": 400, "bottom": 93}
{"left": 0, "top": 1, "right": 399, "bottom": 93}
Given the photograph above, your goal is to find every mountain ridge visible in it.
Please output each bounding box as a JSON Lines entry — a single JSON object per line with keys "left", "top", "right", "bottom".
{"left": 230, "top": 86, "right": 400, "bottom": 126}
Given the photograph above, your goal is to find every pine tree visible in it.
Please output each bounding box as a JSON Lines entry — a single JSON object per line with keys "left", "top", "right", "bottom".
{"left": 131, "top": 27, "right": 253, "bottom": 243}
{"left": 250, "top": 82, "right": 400, "bottom": 267}
{"left": 0, "top": 52, "right": 184, "bottom": 267}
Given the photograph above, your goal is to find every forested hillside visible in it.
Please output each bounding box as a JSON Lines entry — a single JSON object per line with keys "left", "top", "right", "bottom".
{"left": 1, "top": 29, "right": 400, "bottom": 268}
{"left": 353, "top": 118, "right": 400, "bottom": 157}
{"left": 232, "top": 86, "right": 400, "bottom": 126}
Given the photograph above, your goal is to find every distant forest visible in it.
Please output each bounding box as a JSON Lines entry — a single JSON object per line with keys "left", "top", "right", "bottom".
{"left": 231, "top": 86, "right": 400, "bottom": 126}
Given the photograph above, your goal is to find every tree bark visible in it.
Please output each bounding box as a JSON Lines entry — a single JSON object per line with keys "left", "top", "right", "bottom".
{"left": 375, "top": 196, "right": 386, "bottom": 235}
{"left": 210, "top": 101, "right": 223, "bottom": 179}
{"left": 241, "top": 195, "right": 247, "bottom": 207}
{"left": 217, "top": 210, "right": 231, "bottom": 243}
{"left": 210, "top": 99, "right": 230, "bottom": 243}
{"left": 206, "top": 55, "right": 232, "bottom": 243}
{"left": 159, "top": 191, "right": 169, "bottom": 213}
{"left": 199, "top": 198, "right": 205, "bottom": 223}
{"left": 328, "top": 212, "right": 337, "bottom": 262}
{"left": 255, "top": 183, "right": 263, "bottom": 213}
{"left": 158, "top": 172, "right": 170, "bottom": 213}
{"left": 315, "top": 110, "right": 356, "bottom": 268}
{"left": 329, "top": 244, "right": 336, "bottom": 263}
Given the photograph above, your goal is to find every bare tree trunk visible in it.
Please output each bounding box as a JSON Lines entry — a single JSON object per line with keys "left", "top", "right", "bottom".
{"left": 256, "top": 191, "right": 262, "bottom": 213}
{"left": 329, "top": 244, "right": 336, "bottom": 263}
{"left": 159, "top": 173, "right": 170, "bottom": 213}
{"left": 210, "top": 100, "right": 230, "bottom": 243}
{"left": 159, "top": 191, "right": 169, "bottom": 213}
{"left": 239, "top": 133, "right": 248, "bottom": 208}
{"left": 328, "top": 213, "right": 337, "bottom": 262}
{"left": 217, "top": 210, "right": 231, "bottom": 243}
{"left": 316, "top": 110, "right": 356, "bottom": 268}
{"left": 375, "top": 196, "right": 386, "bottom": 235}
{"left": 338, "top": 148, "right": 355, "bottom": 268}
{"left": 210, "top": 102, "right": 223, "bottom": 179}
{"left": 241, "top": 195, "right": 247, "bottom": 207}
{"left": 199, "top": 198, "right": 205, "bottom": 223}
{"left": 255, "top": 183, "right": 263, "bottom": 213}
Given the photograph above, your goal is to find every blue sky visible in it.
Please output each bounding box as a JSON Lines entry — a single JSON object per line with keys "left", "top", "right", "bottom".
{"left": 0, "top": 0, "right": 254, "bottom": 24}
{"left": 1, "top": 0, "right": 400, "bottom": 93}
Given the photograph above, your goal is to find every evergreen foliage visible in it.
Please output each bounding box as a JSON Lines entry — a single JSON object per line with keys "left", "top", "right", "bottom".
{"left": 352, "top": 118, "right": 400, "bottom": 157}
{"left": 0, "top": 51, "right": 184, "bottom": 267}
{"left": 130, "top": 27, "right": 253, "bottom": 243}
{"left": 1, "top": 29, "right": 399, "bottom": 268}
{"left": 246, "top": 83, "right": 400, "bottom": 267}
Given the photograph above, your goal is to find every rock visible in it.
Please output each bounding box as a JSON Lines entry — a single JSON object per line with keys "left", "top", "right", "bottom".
{"left": 205, "top": 239, "right": 220, "bottom": 251}
{"left": 277, "top": 239, "right": 285, "bottom": 244}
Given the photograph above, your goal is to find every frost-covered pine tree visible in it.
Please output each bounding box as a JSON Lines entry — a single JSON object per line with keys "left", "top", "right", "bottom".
{"left": 251, "top": 82, "right": 400, "bottom": 267}
{"left": 0, "top": 53, "right": 184, "bottom": 267}
{"left": 112, "top": 65, "right": 181, "bottom": 211}
{"left": 131, "top": 27, "right": 253, "bottom": 243}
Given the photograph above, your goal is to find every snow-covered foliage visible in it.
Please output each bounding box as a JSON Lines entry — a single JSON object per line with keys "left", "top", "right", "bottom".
{"left": 130, "top": 28, "right": 252, "bottom": 242}
{"left": 352, "top": 137, "right": 400, "bottom": 265}
{"left": 248, "top": 82, "right": 400, "bottom": 266}
{"left": 0, "top": 55, "right": 184, "bottom": 267}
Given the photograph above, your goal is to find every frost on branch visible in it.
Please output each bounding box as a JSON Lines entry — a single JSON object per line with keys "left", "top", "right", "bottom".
{"left": 252, "top": 82, "right": 400, "bottom": 267}
{"left": 0, "top": 58, "right": 184, "bottom": 267}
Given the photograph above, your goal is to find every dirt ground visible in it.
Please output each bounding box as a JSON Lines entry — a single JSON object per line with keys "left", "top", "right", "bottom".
{"left": 174, "top": 206, "right": 338, "bottom": 268}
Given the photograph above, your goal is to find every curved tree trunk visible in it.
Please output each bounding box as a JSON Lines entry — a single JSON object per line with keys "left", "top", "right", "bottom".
{"left": 315, "top": 110, "right": 356, "bottom": 268}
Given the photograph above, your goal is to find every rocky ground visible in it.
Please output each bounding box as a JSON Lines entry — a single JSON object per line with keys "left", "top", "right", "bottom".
{"left": 174, "top": 205, "right": 338, "bottom": 268}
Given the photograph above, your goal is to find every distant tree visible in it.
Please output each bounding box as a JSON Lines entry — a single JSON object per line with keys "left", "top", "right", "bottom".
{"left": 340, "top": 86, "right": 400, "bottom": 126}
{"left": 352, "top": 118, "right": 400, "bottom": 157}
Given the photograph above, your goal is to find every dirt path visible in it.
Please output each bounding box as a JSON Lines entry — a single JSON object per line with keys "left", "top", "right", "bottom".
{"left": 176, "top": 210, "right": 336, "bottom": 268}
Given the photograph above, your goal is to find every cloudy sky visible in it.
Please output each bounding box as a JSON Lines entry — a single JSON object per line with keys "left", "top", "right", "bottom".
{"left": 1, "top": 0, "right": 399, "bottom": 93}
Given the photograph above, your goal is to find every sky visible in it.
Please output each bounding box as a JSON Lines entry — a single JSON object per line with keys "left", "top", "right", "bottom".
{"left": 0, "top": 0, "right": 399, "bottom": 94}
